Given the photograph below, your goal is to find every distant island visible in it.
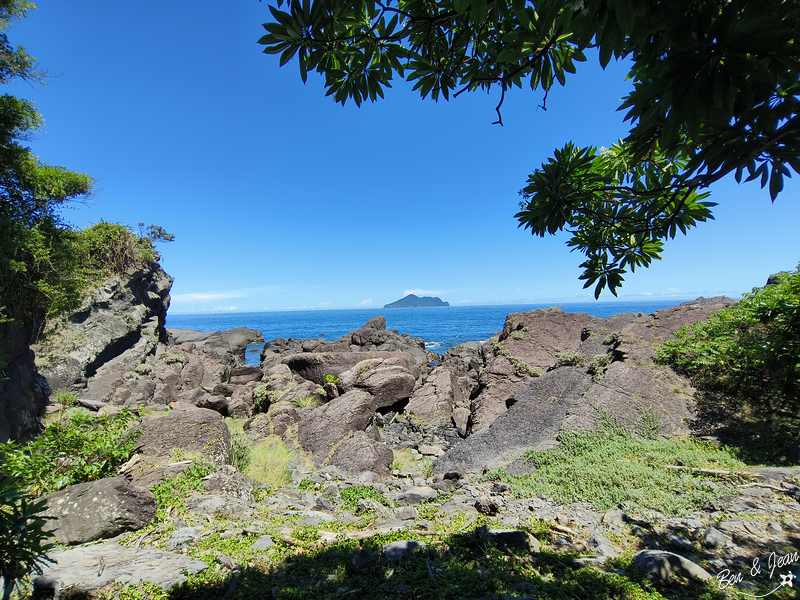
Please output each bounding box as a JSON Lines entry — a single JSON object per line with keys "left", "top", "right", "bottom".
{"left": 384, "top": 294, "right": 450, "bottom": 308}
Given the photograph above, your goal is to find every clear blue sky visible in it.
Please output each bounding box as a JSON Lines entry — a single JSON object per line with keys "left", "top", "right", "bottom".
{"left": 7, "top": 1, "right": 799, "bottom": 313}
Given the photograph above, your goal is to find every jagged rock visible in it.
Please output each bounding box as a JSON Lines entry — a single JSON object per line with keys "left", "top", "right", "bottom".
{"left": 452, "top": 407, "right": 471, "bottom": 437}
{"left": 229, "top": 365, "right": 263, "bottom": 385}
{"left": 338, "top": 355, "right": 419, "bottom": 409}
{"left": 614, "top": 297, "right": 735, "bottom": 362}
{"left": 282, "top": 351, "right": 416, "bottom": 386}
{"left": 470, "top": 356, "right": 534, "bottom": 433}
{"left": 350, "top": 548, "right": 377, "bottom": 570}
{"left": 34, "top": 264, "right": 172, "bottom": 393}
{"left": 122, "top": 455, "right": 195, "bottom": 489}
{"left": 406, "top": 367, "right": 464, "bottom": 425}
{"left": 41, "top": 477, "right": 156, "bottom": 544}
{"left": 394, "top": 486, "right": 438, "bottom": 505}
{"left": 436, "top": 367, "right": 593, "bottom": 474}
{"left": 363, "top": 316, "right": 386, "bottom": 330}
{"left": 184, "top": 493, "right": 252, "bottom": 517}
{"left": 135, "top": 403, "right": 231, "bottom": 466}
{"left": 587, "top": 532, "right": 619, "bottom": 557}
{"left": 295, "top": 390, "right": 377, "bottom": 467}
{"left": 202, "top": 465, "right": 255, "bottom": 502}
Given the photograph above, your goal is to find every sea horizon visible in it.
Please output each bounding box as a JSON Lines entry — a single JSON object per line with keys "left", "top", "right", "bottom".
{"left": 165, "top": 298, "right": 724, "bottom": 364}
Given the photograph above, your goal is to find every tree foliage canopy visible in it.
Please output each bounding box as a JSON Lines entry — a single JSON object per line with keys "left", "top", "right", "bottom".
{"left": 259, "top": 0, "right": 800, "bottom": 296}
{"left": 0, "top": 2, "right": 172, "bottom": 340}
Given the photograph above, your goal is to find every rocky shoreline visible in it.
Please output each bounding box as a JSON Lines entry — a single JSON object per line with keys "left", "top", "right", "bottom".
{"left": 2, "top": 265, "right": 798, "bottom": 598}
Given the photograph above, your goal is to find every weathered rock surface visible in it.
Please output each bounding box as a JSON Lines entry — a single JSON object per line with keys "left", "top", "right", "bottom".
{"left": 33, "top": 264, "right": 172, "bottom": 392}
{"left": 41, "top": 477, "right": 156, "bottom": 544}
{"left": 36, "top": 543, "right": 207, "bottom": 591}
{"left": 294, "top": 390, "right": 378, "bottom": 468}
{"left": 167, "top": 327, "right": 263, "bottom": 361}
{"left": 436, "top": 367, "right": 593, "bottom": 474}
{"left": 338, "top": 354, "right": 419, "bottom": 408}
{"left": 134, "top": 403, "right": 231, "bottom": 465}
{"left": 406, "top": 366, "right": 467, "bottom": 427}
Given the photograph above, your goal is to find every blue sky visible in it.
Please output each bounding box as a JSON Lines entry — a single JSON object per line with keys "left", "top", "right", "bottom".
{"left": 7, "top": 1, "right": 799, "bottom": 313}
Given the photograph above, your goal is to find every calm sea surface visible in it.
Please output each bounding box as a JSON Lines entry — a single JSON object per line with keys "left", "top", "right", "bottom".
{"left": 166, "top": 301, "right": 691, "bottom": 366}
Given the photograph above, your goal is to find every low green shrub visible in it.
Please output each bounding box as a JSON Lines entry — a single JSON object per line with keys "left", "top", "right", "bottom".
{"left": 657, "top": 266, "right": 800, "bottom": 428}
{"left": 0, "top": 408, "right": 140, "bottom": 495}
{"left": 588, "top": 353, "right": 611, "bottom": 382}
{"left": 554, "top": 351, "right": 587, "bottom": 368}
{"left": 0, "top": 479, "right": 54, "bottom": 600}
{"left": 244, "top": 438, "right": 296, "bottom": 487}
{"left": 294, "top": 395, "right": 317, "bottom": 408}
{"left": 339, "top": 485, "right": 392, "bottom": 511}
{"left": 53, "top": 389, "right": 77, "bottom": 406}
{"left": 323, "top": 374, "right": 340, "bottom": 385}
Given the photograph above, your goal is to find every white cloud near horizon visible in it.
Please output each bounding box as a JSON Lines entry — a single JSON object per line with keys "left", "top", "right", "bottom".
{"left": 357, "top": 299, "right": 373, "bottom": 306}
{"left": 213, "top": 306, "right": 238, "bottom": 312}
{"left": 403, "top": 289, "right": 448, "bottom": 297}
{"left": 318, "top": 301, "right": 331, "bottom": 308}
{"left": 171, "top": 291, "right": 248, "bottom": 303}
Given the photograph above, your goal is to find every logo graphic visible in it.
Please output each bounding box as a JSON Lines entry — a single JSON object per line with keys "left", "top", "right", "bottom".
{"left": 716, "top": 551, "right": 798, "bottom": 598}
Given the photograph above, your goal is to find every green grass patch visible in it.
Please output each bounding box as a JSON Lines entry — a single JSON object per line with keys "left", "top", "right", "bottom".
{"left": 338, "top": 485, "right": 392, "bottom": 511}
{"left": 492, "top": 414, "right": 748, "bottom": 515}
{"left": 243, "top": 437, "right": 296, "bottom": 488}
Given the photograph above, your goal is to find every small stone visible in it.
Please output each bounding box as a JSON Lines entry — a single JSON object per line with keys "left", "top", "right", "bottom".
{"left": 443, "top": 465, "right": 466, "bottom": 480}
{"left": 474, "top": 497, "right": 500, "bottom": 516}
{"left": 418, "top": 444, "right": 443, "bottom": 456}
{"left": 766, "top": 522, "right": 783, "bottom": 535}
{"left": 395, "top": 487, "right": 437, "bottom": 505}
{"left": 491, "top": 482, "right": 511, "bottom": 494}
{"left": 382, "top": 540, "right": 426, "bottom": 561}
{"left": 251, "top": 535, "right": 274, "bottom": 551}
{"left": 350, "top": 548, "right": 376, "bottom": 570}
{"left": 167, "top": 527, "right": 203, "bottom": 550}
{"left": 669, "top": 534, "right": 693, "bottom": 551}
{"left": 587, "top": 532, "right": 619, "bottom": 558}
{"left": 602, "top": 507, "right": 626, "bottom": 525}
{"left": 395, "top": 506, "right": 418, "bottom": 521}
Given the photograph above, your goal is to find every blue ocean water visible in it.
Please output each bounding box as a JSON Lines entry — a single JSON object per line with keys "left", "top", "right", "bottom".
{"left": 166, "top": 300, "right": 691, "bottom": 366}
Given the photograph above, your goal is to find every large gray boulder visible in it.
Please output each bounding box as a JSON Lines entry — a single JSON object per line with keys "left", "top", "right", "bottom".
{"left": 327, "top": 431, "right": 394, "bottom": 477}
{"left": 294, "top": 390, "right": 379, "bottom": 468}
{"left": 134, "top": 403, "right": 231, "bottom": 465}
{"left": 41, "top": 477, "right": 156, "bottom": 544}
{"left": 338, "top": 354, "right": 419, "bottom": 409}
{"left": 436, "top": 367, "right": 593, "bottom": 474}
